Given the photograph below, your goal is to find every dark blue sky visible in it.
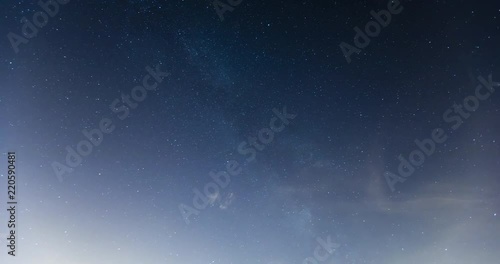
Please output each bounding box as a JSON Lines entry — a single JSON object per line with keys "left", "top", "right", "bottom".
{"left": 1, "top": 0, "right": 499, "bottom": 263}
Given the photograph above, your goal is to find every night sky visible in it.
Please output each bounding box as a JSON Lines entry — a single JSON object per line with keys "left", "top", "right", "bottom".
{"left": 1, "top": 0, "right": 500, "bottom": 263}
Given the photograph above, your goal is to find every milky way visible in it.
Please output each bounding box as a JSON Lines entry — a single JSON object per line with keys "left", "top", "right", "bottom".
{"left": 1, "top": 0, "right": 499, "bottom": 263}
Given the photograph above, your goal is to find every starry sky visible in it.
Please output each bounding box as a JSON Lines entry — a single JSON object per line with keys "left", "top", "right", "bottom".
{"left": 1, "top": 0, "right": 500, "bottom": 263}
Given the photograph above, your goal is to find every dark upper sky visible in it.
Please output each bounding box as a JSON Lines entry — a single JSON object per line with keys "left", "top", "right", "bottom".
{"left": 1, "top": 0, "right": 499, "bottom": 263}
